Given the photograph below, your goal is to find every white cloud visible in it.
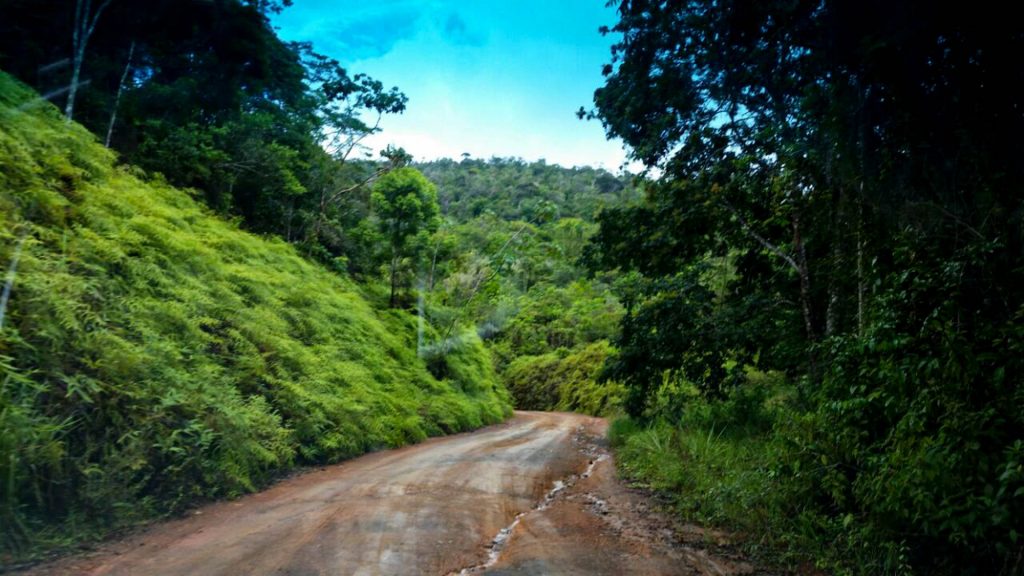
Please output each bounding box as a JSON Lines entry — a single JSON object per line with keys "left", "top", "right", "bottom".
{"left": 275, "top": 1, "right": 640, "bottom": 173}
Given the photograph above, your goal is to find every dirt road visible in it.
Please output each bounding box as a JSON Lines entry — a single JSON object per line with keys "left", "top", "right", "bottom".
{"left": 22, "top": 412, "right": 760, "bottom": 576}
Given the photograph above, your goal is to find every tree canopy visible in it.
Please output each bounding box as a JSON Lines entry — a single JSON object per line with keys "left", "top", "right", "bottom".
{"left": 0, "top": 0, "right": 408, "bottom": 262}
{"left": 581, "top": 0, "right": 1024, "bottom": 571}
{"left": 371, "top": 167, "right": 441, "bottom": 307}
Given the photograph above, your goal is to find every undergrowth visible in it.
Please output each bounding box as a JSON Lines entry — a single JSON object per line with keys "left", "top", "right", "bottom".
{"left": 609, "top": 371, "right": 927, "bottom": 575}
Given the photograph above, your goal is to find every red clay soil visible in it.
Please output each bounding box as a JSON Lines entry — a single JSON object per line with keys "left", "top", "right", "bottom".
{"left": 15, "top": 411, "right": 771, "bottom": 576}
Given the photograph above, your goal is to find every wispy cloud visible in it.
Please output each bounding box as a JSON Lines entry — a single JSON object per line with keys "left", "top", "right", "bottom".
{"left": 441, "top": 13, "right": 485, "bottom": 47}
{"left": 322, "top": 11, "right": 422, "bottom": 60}
{"left": 272, "top": 0, "right": 634, "bottom": 170}
{"left": 276, "top": 2, "right": 433, "bottom": 61}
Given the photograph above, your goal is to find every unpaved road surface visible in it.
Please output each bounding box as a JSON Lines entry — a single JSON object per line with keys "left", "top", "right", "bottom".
{"left": 19, "top": 412, "right": 763, "bottom": 576}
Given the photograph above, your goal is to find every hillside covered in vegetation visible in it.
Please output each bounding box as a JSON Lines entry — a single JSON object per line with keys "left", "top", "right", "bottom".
{"left": 0, "top": 73, "right": 510, "bottom": 557}
{"left": 411, "top": 157, "right": 636, "bottom": 417}
{"left": 0, "top": 1, "right": 639, "bottom": 559}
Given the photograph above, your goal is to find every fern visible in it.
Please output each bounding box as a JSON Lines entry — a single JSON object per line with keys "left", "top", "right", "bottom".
{"left": 0, "top": 72, "right": 512, "bottom": 560}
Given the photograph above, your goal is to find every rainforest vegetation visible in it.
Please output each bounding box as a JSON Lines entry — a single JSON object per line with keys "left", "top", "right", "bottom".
{"left": 2, "top": 0, "right": 1023, "bottom": 574}
{"left": 0, "top": 0, "right": 633, "bottom": 561}
{"left": 581, "top": 1, "right": 1024, "bottom": 574}
{"left": 0, "top": 71, "right": 515, "bottom": 558}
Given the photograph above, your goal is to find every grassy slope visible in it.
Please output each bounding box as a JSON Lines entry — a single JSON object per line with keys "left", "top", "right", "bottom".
{"left": 0, "top": 73, "right": 510, "bottom": 557}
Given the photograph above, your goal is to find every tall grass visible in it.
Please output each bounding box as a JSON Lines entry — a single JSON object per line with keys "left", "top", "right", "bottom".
{"left": 608, "top": 372, "right": 927, "bottom": 575}
{"left": 0, "top": 72, "right": 511, "bottom": 561}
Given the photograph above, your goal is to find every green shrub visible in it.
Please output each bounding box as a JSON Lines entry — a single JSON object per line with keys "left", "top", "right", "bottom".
{"left": 504, "top": 352, "right": 562, "bottom": 410}
{"left": 775, "top": 296, "right": 1024, "bottom": 574}
{"left": 503, "top": 341, "right": 623, "bottom": 416}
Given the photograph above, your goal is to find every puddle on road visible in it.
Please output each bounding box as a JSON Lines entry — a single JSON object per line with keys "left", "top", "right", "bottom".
{"left": 451, "top": 427, "right": 608, "bottom": 575}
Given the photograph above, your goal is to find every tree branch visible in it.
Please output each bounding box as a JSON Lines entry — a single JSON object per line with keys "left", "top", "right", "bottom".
{"left": 325, "top": 165, "right": 387, "bottom": 206}
{"left": 86, "top": 0, "right": 114, "bottom": 38}
{"left": 720, "top": 200, "right": 800, "bottom": 273}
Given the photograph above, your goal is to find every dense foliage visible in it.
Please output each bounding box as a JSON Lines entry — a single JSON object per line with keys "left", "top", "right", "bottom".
{"left": 583, "top": 1, "right": 1024, "bottom": 573}
{"left": 15, "top": 0, "right": 1010, "bottom": 572}
{"left": 0, "top": 74, "right": 510, "bottom": 559}
{"left": 0, "top": 0, "right": 641, "bottom": 422}
{"left": 0, "top": 4, "right": 646, "bottom": 562}
{"left": 411, "top": 158, "right": 636, "bottom": 416}
{"left": 505, "top": 341, "right": 624, "bottom": 415}
{"left": 418, "top": 157, "right": 638, "bottom": 222}
{"left": 0, "top": 0, "right": 407, "bottom": 265}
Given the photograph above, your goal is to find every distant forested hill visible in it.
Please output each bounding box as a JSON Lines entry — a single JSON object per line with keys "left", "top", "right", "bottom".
{"left": 412, "top": 157, "right": 639, "bottom": 417}
{"left": 417, "top": 157, "right": 639, "bottom": 222}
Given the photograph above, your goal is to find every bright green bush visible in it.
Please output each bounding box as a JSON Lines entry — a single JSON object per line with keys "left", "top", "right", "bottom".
{"left": 0, "top": 73, "right": 510, "bottom": 558}
{"left": 504, "top": 352, "right": 562, "bottom": 410}
{"left": 503, "top": 341, "right": 623, "bottom": 416}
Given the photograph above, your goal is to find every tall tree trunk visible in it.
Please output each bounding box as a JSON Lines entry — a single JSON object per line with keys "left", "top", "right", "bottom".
{"left": 792, "top": 213, "right": 817, "bottom": 344}
{"left": 65, "top": 0, "right": 83, "bottom": 122}
{"left": 389, "top": 252, "right": 399, "bottom": 308}
{"left": 825, "top": 186, "right": 843, "bottom": 337}
{"left": 65, "top": 56, "right": 81, "bottom": 119}
{"left": 65, "top": 42, "right": 83, "bottom": 119}
{"left": 856, "top": 183, "right": 866, "bottom": 336}
{"left": 791, "top": 212, "right": 820, "bottom": 381}
{"left": 722, "top": 199, "right": 817, "bottom": 344}
{"left": 65, "top": 0, "right": 114, "bottom": 122}
{"left": 104, "top": 40, "right": 134, "bottom": 147}
{"left": 855, "top": 76, "right": 871, "bottom": 339}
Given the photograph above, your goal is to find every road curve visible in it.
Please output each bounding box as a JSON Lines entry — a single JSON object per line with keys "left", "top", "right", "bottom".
{"left": 22, "top": 411, "right": 759, "bottom": 576}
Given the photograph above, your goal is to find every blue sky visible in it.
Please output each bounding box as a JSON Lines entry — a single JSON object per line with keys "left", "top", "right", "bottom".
{"left": 272, "top": 1, "right": 634, "bottom": 171}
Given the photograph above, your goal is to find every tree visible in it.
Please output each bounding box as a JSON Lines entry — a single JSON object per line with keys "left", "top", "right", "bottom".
{"left": 103, "top": 39, "right": 133, "bottom": 147}
{"left": 1, "top": 1, "right": 409, "bottom": 269}
{"left": 583, "top": 0, "right": 1024, "bottom": 395}
{"left": 66, "top": 0, "right": 113, "bottom": 121}
{"left": 371, "top": 168, "right": 440, "bottom": 307}
{"left": 582, "top": 0, "right": 1024, "bottom": 569}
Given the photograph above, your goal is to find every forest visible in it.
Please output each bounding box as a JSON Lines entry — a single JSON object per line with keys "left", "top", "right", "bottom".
{"left": 0, "top": 0, "right": 634, "bottom": 562}
{"left": 2, "top": 0, "right": 1023, "bottom": 574}
{"left": 580, "top": 1, "right": 1024, "bottom": 574}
